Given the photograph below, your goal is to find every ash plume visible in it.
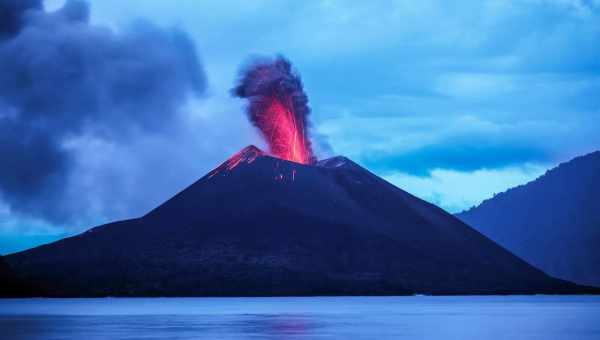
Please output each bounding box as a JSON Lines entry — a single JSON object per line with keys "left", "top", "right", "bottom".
{"left": 233, "top": 56, "right": 316, "bottom": 164}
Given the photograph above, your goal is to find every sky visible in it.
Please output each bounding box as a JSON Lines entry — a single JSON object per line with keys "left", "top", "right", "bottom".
{"left": 1, "top": 0, "right": 599, "bottom": 254}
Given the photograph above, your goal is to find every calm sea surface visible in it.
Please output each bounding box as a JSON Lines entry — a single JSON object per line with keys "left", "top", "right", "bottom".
{"left": 0, "top": 296, "right": 598, "bottom": 340}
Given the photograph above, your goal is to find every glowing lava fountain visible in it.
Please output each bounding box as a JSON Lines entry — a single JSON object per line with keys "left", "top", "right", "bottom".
{"left": 233, "top": 56, "right": 316, "bottom": 164}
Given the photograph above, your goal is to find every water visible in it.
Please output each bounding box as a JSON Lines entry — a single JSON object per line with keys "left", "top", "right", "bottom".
{"left": 0, "top": 296, "right": 598, "bottom": 339}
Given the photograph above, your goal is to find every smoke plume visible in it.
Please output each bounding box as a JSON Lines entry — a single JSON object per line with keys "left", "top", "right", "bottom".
{"left": 233, "top": 56, "right": 316, "bottom": 164}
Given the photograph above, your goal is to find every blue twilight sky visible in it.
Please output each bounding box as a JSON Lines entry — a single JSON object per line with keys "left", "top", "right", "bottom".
{"left": 0, "top": 0, "right": 599, "bottom": 254}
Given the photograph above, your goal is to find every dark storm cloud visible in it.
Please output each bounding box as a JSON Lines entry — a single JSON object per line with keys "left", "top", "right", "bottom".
{"left": 0, "top": 0, "right": 41, "bottom": 39}
{"left": 0, "top": 0, "right": 206, "bottom": 222}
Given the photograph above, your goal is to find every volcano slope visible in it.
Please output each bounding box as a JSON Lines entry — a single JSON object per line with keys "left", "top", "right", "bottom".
{"left": 4, "top": 146, "right": 590, "bottom": 296}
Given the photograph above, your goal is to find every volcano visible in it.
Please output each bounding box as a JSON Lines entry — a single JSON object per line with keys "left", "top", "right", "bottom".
{"left": 4, "top": 146, "right": 589, "bottom": 296}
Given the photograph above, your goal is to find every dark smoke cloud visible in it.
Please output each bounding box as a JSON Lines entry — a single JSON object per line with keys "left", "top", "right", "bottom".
{"left": 232, "top": 56, "right": 316, "bottom": 163}
{"left": 0, "top": 0, "right": 206, "bottom": 222}
{"left": 0, "top": 0, "right": 41, "bottom": 39}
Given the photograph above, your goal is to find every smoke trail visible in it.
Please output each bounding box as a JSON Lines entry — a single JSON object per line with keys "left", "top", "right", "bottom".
{"left": 233, "top": 56, "right": 316, "bottom": 164}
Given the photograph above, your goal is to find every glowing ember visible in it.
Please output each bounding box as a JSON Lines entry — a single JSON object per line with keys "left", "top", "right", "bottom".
{"left": 233, "top": 56, "right": 316, "bottom": 164}
{"left": 206, "top": 145, "right": 300, "bottom": 183}
{"left": 207, "top": 145, "right": 264, "bottom": 178}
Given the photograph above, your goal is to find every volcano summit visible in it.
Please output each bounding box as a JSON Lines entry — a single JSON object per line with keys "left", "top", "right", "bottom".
{"left": 3, "top": 146, "right": 587, "bottom": 296}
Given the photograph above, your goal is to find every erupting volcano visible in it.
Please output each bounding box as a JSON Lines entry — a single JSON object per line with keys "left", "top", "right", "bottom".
{"left": 2, "top": 56, "right": 594, "bottom": 297}
{"left": 4, "top": 143, "right": 589, "bottom": 296}
{"left": 233, "top": 56, "right": 316, "bottom": 164}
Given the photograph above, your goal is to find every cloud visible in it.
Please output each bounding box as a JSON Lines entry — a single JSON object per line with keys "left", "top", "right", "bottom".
{"left": 383, "top": 164, "right": 548, "bottom": 213}
{"left": 318, "top": 113, "right": 577, "bottom": 174}
{"left": 0, "top": 0, "right": 41, "bottom": 39}
{"left": 0, "top": 0, "right": 207, "bottom": 223}
{"left": 58, "top": 95, "right": 259, "bottom": 226}
{"left": 366, "top": 143, "right": 549, "bottom": 176}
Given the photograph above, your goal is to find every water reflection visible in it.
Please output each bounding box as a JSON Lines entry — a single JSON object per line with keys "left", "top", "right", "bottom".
{"left": 1, "top": 314, "right": 322, "bottom": 340}
{"left": 1, "top": 296, "right": 600, "bottom": 340}
{"left": 239, "top": 315, "right": 318, "bottom": 339}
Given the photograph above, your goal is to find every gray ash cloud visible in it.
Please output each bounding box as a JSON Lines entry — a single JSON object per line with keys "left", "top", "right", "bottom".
{"left": 0, "top": 0, "right": 206, "bottom": 222}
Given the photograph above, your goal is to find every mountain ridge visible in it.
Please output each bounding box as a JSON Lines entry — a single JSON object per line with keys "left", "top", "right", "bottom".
{"left": 457, "top": 150, "right": 600, "bottom": 287}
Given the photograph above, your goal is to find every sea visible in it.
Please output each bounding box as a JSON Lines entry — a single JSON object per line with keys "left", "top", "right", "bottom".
{"left": 0, "top": 296, "right": 598, "bottom": 339}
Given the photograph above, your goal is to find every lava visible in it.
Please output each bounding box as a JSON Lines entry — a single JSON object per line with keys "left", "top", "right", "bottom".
{"left": 233, "top": 56, "right": 316, "bottom": 164}
{"left": 207, "top": 145, "right": 264, "bottom": 178}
